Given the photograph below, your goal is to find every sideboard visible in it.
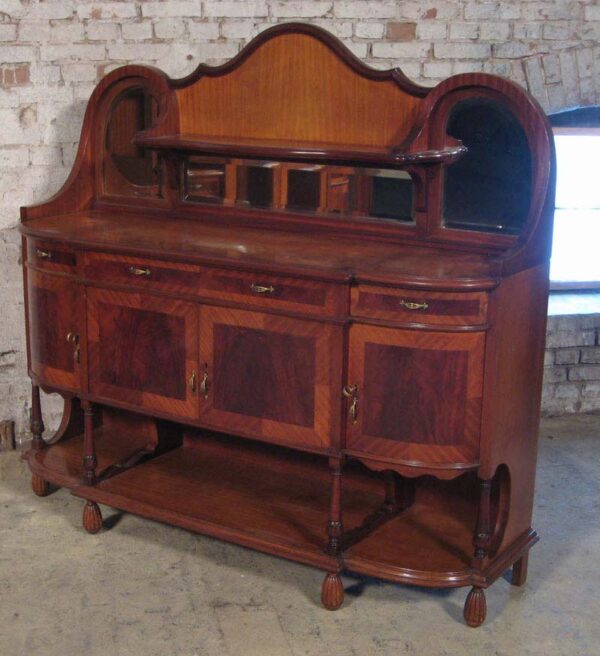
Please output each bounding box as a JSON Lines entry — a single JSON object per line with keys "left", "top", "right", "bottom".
{"left": 21, "top": 23, "right": 555, "bottom": 627}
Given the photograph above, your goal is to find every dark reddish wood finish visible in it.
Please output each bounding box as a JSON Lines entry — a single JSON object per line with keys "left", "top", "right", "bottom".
{"left": 20, "top": 23, "right": 555, "bottom": 627}
{"left": 346, "top": 325, "right": 484, "bottom": 473}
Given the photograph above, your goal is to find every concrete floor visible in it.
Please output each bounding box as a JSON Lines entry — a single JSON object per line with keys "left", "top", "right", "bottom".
{"left": 1, "top": 416, "right": 599, "bottom": 656}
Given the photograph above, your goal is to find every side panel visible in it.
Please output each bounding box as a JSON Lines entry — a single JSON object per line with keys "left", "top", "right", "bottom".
{"left": 27, "top": 268, "right": 82, "bottom": 391}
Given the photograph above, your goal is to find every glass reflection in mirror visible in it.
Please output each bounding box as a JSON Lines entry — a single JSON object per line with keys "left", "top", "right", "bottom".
{"left": 182, "top": 157, "right": 415, "bottom": 224}
{"left": 443, "top": 97, "right": 532, "bottom": 235}
{"left": 104, "top": 86, "right": 160, "bottom": 197}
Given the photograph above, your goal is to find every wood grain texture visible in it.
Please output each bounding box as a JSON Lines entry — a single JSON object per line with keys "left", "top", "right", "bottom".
{"left": 346, "top": 325, "right": 484, "bottom": 469}
{"left": 18, "top": 24, "right": 556, "bottom": 626}
{"left": 21, "top": 212, "right": 500, "bottom": 291}
{"left": 351, "top": 285, "right": 488, "bottom": 326}
{"left": 87, "top": 288, "right": 199, "bottom": 418}
{"left": 26, "top": 269, "right": 81, "bottom": 391}
{"left": 198, "top": 305, "right": 342, "bottom": 450}
{"left": 172, "top": 29, "right": 423, "bottom": 148}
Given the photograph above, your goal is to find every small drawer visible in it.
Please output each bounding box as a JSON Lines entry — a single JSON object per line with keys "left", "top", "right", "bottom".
{"left": 27, "top": 239, "right": 76, "bottom": 273}
{"left": 197, "top": 268, "right": 346, "bottom": 317}
{"left": 82, "top": 252, "right": 203, "bottom": 294}
{"left": 351, "top": 285, "right": 488, "bottom": 326}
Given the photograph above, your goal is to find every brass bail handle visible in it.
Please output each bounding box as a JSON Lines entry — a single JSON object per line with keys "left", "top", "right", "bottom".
{"left": 251, "top": 283, "right": 275, "bottom": 294}
{"left": 342, "top": 384, "right": 359, "bottom": 424}
{"left": 399, "top": 299, "right": 429, "bottom": 311}
{"left": 66, "top": 332, "right": 80, "bottom": 364}
{"left": 200, "top": 364, "right": 209, "bottom": 400}
{"left": 129, "top": 266, "right": 151, "bottom": 277}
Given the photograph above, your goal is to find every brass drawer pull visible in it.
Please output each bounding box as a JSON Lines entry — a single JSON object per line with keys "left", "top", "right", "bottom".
{"left": 129, "top": 266, "right": 151, "bottom": 277}
{"left": 250, "top": 283, "right": 275, "bottom": 295}
{"left": 66, "top": 332, "right": 80, "bottom": 364}
{"left": 399, "top": 299, "right": 429, "bottom": 311}
{"left": 200, "top": 364, "right": 209, "bottom": 399}
{"left": 189, "top": 370, "right": 197, "bottom": 393}
{"left": 342, "top": 384, "right": 359, "bottom": 424}
{"left": 36, "top": 249, "right": 52, "bottom": 259}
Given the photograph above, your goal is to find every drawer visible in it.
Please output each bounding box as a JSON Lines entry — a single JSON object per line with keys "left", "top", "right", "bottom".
{"left": 351, "top": 285, "right": 488, "bottom": 326}
{"left": 27, "top": 239, "right": 76, "bottom": 273}
{"left": 199, "top": 268, "right": 346, "bottom": 317}
{"left": 82, "top": 252, "right": 346, "bottom": 317}
{"left": 82, "top": 252, "right": 203, "bottom": 294}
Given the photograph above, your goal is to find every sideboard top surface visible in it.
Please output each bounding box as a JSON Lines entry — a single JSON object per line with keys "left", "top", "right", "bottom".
{"left": 20, "top": 211, "right": 498, "bottom": 289}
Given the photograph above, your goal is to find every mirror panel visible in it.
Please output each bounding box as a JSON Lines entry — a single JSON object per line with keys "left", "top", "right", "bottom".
{"left": 443, "top": 98, "right": 532, "bottom": 235}
{"left": 104, "top": 86, "right": 160, "bottom": 196}
{"left": 182, "top": 156, "right": 415, "bottom": 225}
{"left": 184, "top": 157, "right": 226, "bottom": 203}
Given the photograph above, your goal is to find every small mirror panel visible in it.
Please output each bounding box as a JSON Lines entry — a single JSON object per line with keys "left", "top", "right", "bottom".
{"left": 237, "top": 162, "right": 278, "bottom": 208}
{"left": 182, "top": 157, "right": 415, "bottom": 225}
{"left": 287, "top": 166, "right": 323, "bottom": 211}
{"left": 184, "top": 157, "right": 226, "bottom": 203}
{"left": 443, "top": 98, "right": 532, "bottom": 235}
{"left": 104, "top": 86, "right": 160, "bottom": 196}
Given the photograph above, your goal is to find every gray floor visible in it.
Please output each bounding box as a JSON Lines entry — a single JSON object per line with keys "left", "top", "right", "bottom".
{"left": 1, "top": 416, "right": 599, "bottom": 656}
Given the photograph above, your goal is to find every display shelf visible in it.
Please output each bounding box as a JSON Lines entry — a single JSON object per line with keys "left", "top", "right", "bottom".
{"left": 134, "top": 133, "right": 467, "bottom": 167}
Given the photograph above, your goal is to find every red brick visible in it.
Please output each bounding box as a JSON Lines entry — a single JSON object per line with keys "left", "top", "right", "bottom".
{"left": 14, "top": 65, "right": 29, "bottom": 85}
{"left": 386, "top": 22, "right": 417, "bottom": 41}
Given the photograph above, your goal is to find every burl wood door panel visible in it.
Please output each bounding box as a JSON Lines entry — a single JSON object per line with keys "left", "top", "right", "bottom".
{"left": 87, "top": 289, "right": 198, "bottom": 418}
{"left": 27, "top": 269, "right": 81, "bottom": 390}
{"left": 198, "top": 306, "right": 342, "bottom": 450}
{"left": 346, "top": 325, "right": 485, "bottom": 469}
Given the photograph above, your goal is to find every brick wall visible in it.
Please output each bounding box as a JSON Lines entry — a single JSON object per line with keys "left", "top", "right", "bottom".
{"left": 544, "top": 314, "right": 600, "bottom": 415}
{"left": 2, "top": 1, "right": 600, "bottom": 438}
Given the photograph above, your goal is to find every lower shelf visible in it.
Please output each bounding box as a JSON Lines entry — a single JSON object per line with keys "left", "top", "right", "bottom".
{"left": 30, "top": 428, "right": 527, "bottom": 588}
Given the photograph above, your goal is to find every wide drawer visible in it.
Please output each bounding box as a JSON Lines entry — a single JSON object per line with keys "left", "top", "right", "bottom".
{"left": 26, "top": 238, "right": 77, "bottom": 273}
{"left": 351, "top": 285, "right": 488, "bottom": 326}
{"left": 82, "top": 252, "right": 346, "bottom": 317}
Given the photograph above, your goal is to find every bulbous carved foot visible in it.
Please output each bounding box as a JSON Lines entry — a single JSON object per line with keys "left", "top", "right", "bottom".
{"left": 31, "top": 474, "right": 50, "bottom": 497}
{"left": 464, "top": 587, "right": 486, "bottom": 627}
{"left": 321, "top": 572, "right": 344, "bottom": 611}
{"left": 82, "top": 501, "right": 103, "bottom": 534}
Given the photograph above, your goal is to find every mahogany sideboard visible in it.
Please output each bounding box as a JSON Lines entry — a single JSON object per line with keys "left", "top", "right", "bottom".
{"left": 21, "top": 24, "right": 556, "bottom": 627}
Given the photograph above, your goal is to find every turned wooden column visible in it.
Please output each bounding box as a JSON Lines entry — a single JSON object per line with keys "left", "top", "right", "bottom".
{"left": 81, "top": 400, "right": 97, "bottom": 485}
{"left": 383, "top": 471, "right": 415, "bottom": 514}
{"left": 30, "top": 383, "right": 45, "bottom": 451}
{"left": 30, "top": 383, "right": 50, "bottom": 497}
{"left": 464, "top": 478, "right": 492, "bottom": 628}
{"left": 81, "top": 401, "right": 102, "bottom": 534}
{"left": 321, "top": 456, "right": 344, "bottom": 611}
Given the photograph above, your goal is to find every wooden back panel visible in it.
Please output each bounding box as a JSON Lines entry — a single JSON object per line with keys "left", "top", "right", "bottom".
{"left": 174, "top": 29, "right": 424, "bottom": 148}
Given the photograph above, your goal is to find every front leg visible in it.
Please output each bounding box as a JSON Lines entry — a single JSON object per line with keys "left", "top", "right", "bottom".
{"left": 81, "top": 401, "right": 102, "bottom": 533}
{"left": 81, "top": 401, "right": 97, "bottom": 485}
{"left": 321, "top": 456, "right": 344, "bottom": 610}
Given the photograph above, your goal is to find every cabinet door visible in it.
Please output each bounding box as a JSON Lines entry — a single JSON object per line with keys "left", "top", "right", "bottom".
{"left": 346, "top": 325, "right": 485, "bottom": 468}
{"left": 27, "top": 269, "right": 82, "bottom": 390}
{"left": 198, "top": 306, "right": 341, "bottom": 450}
{"left": 87, "top": 289, "right": 198, "bottom": 418}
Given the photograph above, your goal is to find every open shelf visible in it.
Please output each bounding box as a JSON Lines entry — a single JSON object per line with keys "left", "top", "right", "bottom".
{"left": 73, "top": 431, "right": 381, "bottom": 570}
{"left": 62, "top": 429, "right": 479, "bottom": 585}
{"left": 134, "top": 133, "right": 466, "bottom": 167}
{"left": 27, "top": 427, "right": 145, "bottom": 490}
{"left": 344, "top": 477, "right": 478, "bottom": 587}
